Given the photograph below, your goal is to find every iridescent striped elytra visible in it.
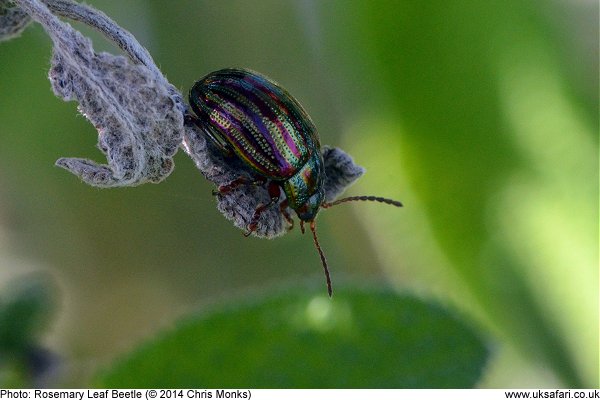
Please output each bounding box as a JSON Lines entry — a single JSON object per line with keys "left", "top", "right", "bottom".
{"left": 188, "top": 68, "right": 403, "bottom": 297}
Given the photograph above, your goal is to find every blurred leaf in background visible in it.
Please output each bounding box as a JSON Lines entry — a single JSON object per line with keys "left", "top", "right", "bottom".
{"left": 0, "top": 0, "right": 597, "bottom": 388}
{"left": 96, "top": 288, "right": 489, "bottom": 388}
{"left": 0, "top": 274, "right": 58, "bottom": 387}
{"left": 322, "top": 0, "right": 597, "bottom": 388}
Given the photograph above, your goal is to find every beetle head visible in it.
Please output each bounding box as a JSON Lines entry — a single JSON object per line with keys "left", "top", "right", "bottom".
{"left": 295, "top": 189, "right": 324, "bottom": 222}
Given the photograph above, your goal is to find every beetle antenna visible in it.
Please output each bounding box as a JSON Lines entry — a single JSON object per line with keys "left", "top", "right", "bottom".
{"left": 322, "top": 195, "right": 403, "bottom": 209}
{"left": 309, "top": 220, "right": 332, "bottom": 297}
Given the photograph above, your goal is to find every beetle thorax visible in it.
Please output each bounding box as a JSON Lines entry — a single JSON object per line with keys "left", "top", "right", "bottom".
{"left": 281, "top": 151, "right": 325, "bottom": 221}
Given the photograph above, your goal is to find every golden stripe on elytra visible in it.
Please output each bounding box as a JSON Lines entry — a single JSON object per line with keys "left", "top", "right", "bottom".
{"left": 221, "top": 84, "right": 306, "bottom": 163}
{"left": 219, "top": 101, "right": 271, "bottom": 152}
{"left": 209, "top": 108, "right": 277, "bottom": 173}
{"left": 216, "top": 87, "right": 282, "bottom": 162}
{"left": 244, "top": 85, "right": 307, "bottom": 160}
{"left": 218, "top": 102, "right": 278, "bottom": 171}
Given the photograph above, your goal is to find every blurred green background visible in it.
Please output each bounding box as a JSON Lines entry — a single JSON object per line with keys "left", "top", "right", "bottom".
{"left": 0, "top": 0, "right": 597, "bottom": 388}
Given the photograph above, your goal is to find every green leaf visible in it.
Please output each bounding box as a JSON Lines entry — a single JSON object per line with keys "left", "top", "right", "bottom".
{"left": 96, "top": 287, "right": 488, "bottom": 388}
{"left": 0, "top": 274, "right": 55, "bottom": 354}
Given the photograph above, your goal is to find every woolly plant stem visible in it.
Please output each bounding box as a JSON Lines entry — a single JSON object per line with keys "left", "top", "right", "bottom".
{"left": 39, "top": 0, "right": 162, "bottom": 77}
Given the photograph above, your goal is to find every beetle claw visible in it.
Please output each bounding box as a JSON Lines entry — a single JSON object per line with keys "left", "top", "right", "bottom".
{"left": 244, "top": 222, "right": 258, "bottom": 237}
{"left": 216, "top": 185, "right": 232, "bottom": 195}
{"left": 282, "top": 210, "right": 294, "bottom": 231}
{"left": 279, "top": 200, "right": 294, "bottom": 231}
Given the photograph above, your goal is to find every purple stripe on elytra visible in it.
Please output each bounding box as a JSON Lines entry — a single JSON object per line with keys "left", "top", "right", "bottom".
{"left": 243, "top": 89, "right": 299, "bottom": 175}
{"left": 202, "top": 93, "right": 265, "bottom": 166}
{"left": 209, "top": 84, "right": 296, "bottom": 176}
{"left": 239, "top": 77, "right": 305, "bottom": 160}
{"left": 196, "top": 70, "right": 315, "bottom": 178}
{"left": 245, "top": 75, "right": 309, "bottom": 155}
{"left": 220, "top": 80, "right": 300, "bottom": 173}
{"left": 211, "top": 85, "right": 285, "bottom": 168}
{"left": 209, "top": 108, "right": 248, "bottom": 154}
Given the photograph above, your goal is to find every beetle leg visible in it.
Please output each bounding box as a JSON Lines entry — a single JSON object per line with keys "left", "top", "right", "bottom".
{"left": 214, "top": 176, "right": 267, "bottom": 195}
{"left": 279, "top": 199, "right": 294, "bottom": 231}
{"left": 299, "top": 220, "right": 305, "bottom": 235}
{"left": 244, "top": 181, "right": 281, "bottom": 236}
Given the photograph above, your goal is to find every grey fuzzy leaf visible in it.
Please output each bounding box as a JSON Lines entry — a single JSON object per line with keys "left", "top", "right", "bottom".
{"left": 48, "top": 30, "right": 183, "bottom": 187}
{"left": 183, "top": 127, "right": 366, "bottom": 238}
{"left": 18, "top": 0, "right": 183, "bottom": 187}
{"left": 0, "top": 0, "right": 32, "bottom": 42}
{"left": 322, "top": 146, "right": 365, "bottom": 202}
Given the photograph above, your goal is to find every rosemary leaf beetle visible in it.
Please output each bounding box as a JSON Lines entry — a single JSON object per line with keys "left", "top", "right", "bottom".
{"left": 187, "top": 68, "right": 402, "bottom": 297}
